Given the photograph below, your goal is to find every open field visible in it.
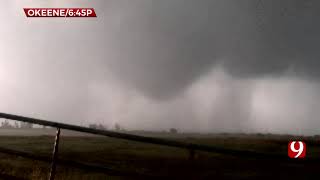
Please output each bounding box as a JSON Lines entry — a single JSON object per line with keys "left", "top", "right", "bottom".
{"left": 0, "top": 129, "right": 319, "bottom": 179}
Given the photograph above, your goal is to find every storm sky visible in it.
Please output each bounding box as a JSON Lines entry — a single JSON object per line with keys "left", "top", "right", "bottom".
{"left": 1, "top": 0, "right": 320, "bottom": 134}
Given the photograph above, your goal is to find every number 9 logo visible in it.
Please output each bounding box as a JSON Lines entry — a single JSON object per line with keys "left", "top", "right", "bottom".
{"left": 288, "top": 141, "right": 306, "bottom": 158}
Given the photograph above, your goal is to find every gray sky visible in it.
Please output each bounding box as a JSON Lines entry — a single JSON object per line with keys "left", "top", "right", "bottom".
{"left": 1, "top": 0, "right": 320, "bottom": 134}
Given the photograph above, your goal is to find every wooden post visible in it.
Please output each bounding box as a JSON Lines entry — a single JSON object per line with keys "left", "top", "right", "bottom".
{"left": 49, "top": 128, "right": 61, "bottom": 180}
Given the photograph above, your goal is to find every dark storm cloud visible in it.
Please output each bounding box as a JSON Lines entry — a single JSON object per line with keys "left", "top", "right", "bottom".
{"left": 84, "top": 0, "right": 320, "bottom": 99}
{"left": 2, "top": 0, "right": 320, "bottom": 134}
{"left": 223, "top": 0, "right": 320, "bottom": 78}
{"left": 11, "top": 0, "right": 320, "bottom": 99}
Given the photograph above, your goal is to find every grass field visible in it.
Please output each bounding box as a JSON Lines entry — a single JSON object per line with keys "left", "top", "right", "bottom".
{"left": 0, "top": 129, "right": 319, "bottom": 179}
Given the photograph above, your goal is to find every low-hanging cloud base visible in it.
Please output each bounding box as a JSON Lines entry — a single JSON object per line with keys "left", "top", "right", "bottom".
{"left": 1, "top": 0, "right": 320, "bottom": 135}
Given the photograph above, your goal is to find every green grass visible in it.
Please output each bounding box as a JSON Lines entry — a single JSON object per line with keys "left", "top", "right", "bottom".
{"left": 0, "top": 132, "right": 319, "bottom": 179}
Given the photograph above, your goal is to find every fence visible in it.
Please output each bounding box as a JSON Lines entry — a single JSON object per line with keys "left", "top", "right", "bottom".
{"left": 0, "top": 112, "right": 286, "bottom": 179}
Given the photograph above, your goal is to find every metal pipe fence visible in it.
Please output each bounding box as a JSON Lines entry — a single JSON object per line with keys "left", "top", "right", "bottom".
{"left": 0, "top": 112, "right": 288, "bottom": 179}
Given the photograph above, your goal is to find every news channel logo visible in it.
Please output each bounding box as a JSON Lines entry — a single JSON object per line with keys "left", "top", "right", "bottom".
{"left": 288, "top": 141, "right": 306, "bottom": 158}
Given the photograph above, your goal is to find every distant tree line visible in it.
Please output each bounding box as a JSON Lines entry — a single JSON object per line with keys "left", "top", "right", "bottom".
{"left": 1, "top": 120, "right": 179, "bottom": 133}
{"left": 88, "top": 123, "right": 107, "bottom": 130}
{"left": 87, "top": 122, "right": 179, "bottom": 134}
{"left": 88, "top": 122, "right": 126, "bottom": 131}
{"left": 0, "top": 120, "right": 33, "bottom": 129}
{"left": 169, "top": 128, "right": 178, "bottom": 134}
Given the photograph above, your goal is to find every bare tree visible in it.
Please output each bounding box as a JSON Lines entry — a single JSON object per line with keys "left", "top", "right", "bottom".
{"left": 114, "top": 123, "right": 121, "bottom": 131}
{"left": 89, "top": 123, "right": 107, "bottom": 130}
{"left": 20, "top": 122, "right": 33, "bottom": 129}
{"left": 169, "top": 128, "right": 178, "bottom": 134}
{"left": 89, "top": 124, "right": 98, "bottom": 129}
{"left": 14, "top": 121, "right": 19, "bottom": 128}
{"left": 1, "top": 120, "right": 13, "bottom": 128}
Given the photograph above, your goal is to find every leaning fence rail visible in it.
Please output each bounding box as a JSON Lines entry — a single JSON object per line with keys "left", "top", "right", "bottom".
{"left": 0, "top": 112, "right": 288, "bottom": 179}
{"left": 0, "top": 112, "right": 286, "bottom": 157}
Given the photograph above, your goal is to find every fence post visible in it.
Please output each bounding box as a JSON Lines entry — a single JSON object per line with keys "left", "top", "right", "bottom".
{"left": 49, "top": 128, "right": 61, "bottom": 180}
